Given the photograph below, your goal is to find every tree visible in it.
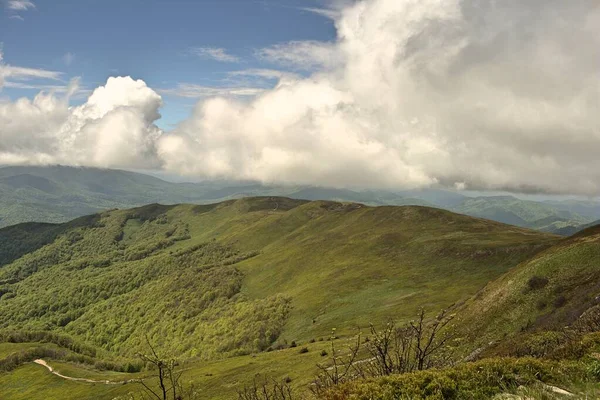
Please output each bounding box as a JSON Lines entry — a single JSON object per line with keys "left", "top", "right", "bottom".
{"left": 366, "top": 308, "right": 455, "bottom": 376}
{"left": 311, "top": 332, "right": 365, "bottom": 396}
{"left": 312, "top": 309, "right": 455, "bottom": 395}
{"left": 135, "top": 337, "right": 197, "bottom": 400}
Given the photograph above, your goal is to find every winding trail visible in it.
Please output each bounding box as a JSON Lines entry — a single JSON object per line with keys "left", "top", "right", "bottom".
{"left": 33, "top": 359, "right": 141, "bottom": 385}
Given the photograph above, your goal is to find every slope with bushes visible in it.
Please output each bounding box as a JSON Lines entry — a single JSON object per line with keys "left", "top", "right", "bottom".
{"left": 0, "top": 197, "right": 559, "bottom": 362}
{"left": 451, "top": 224, "right": 600, "bottom": 358}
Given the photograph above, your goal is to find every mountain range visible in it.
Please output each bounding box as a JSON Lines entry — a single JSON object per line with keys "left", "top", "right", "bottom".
{"left": 0, "top": 166, "right": 598, "bottom": 235}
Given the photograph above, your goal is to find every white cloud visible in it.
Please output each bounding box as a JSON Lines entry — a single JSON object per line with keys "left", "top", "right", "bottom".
{"left": 158, "top": 0, "right": 600, "bottom": 195}
{"left": 0, "top": 65, "right": 62, "bottom": 81}
{"left": 159, "top": 83, "right": 265, "bottom": 99}
{"left": 5, "top": 0, "right": 35, "bottom": 10}
{"left": 256, "top": 40, "right": 340, "bottom": 71}
{"left": 299, "top": 7, "right": 339, "bottom": 20}
{"left": 3, "top": 0, "right": 600, "bottom": 195}
{"left": 189, "top": 47, "right": 239, "bottom": 63}
{"left": 2, "top": 81, "right": 76, "bottom": 92}
{"left": 228, "top": 69, "right": 300, "bottom": 81}
{"left": 0, "top": 48, "right": 62, "bottom": 89}
{"left": 0, "top": 76, "right": 163, "bottom": 169}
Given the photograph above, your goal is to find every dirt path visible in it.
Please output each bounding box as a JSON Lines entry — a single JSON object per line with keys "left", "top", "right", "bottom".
{"left": 33, "top": 359, "right": 141, "bottom": 385}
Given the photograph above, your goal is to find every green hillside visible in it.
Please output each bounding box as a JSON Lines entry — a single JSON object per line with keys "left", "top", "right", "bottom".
{"left": 0, "top": 166, "right": 433, "bottom": 229}
{"left": 0, "top": 198, "right": 557, "bottom": 359}
{"left": 450, "top": 224, "right": 600, "bottom": 357}
{"left": 2, "top": 166, "right": 597, "bottom": 237}
{"left": 5, "top": 198, "right": 600, "bottom": 399}
{"left": 320, "top": 223, "right": 600, "bottom": 400}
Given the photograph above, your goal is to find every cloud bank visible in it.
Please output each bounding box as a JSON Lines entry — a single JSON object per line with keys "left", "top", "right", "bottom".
{"left": 0, "top": 76, "right": 162, "bottom": 169}
{"left": 2, "top": 0, "right": 600, "bottom": 194}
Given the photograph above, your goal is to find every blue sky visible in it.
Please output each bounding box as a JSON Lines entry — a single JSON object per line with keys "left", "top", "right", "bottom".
{"left": 0, "top": 0, "right": 337, "bottom": 128}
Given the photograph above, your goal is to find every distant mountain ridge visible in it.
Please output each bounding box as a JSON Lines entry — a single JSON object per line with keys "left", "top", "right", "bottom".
{"left": 0, "top": 165, "right": 598, "bottom": 235}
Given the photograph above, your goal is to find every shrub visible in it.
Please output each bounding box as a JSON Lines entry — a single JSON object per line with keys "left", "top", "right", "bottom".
{"left": 554, "top": 295, "right": 567, "bottom": 308}
{"left": 536, "top": 299, "right": 547, "bottom": 310}
{"left": 321, "top": 358, "right": 585, "bottom": 400}
{"left": 488, "top": 330, "right": 586, "bottom": 360}
{"left": 526, "top": 276, "right": 549, "bottom": 292}
{"left": 320, "top": 349, "right": 328, "bottom": 357}
{"left": 299, "top": 347, "right": 309, "bottom": 354}
{"left": 290, "top": 341, "right": 297, "bottom": 348}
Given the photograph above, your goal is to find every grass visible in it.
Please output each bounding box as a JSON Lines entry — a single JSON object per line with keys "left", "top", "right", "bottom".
{"left": 452, "top": 225, "right": 600, "bottom": 356}
{"left": 0, "top": 339, "right": 340, "bottom": 399}
{"left": 0, "top": 197, "right": 569, "bottom": 398}
{"left": 0, "top": 198, "right": 557, "bottom": 359}
{"left": 0, "top": 364, "right": 128, "bottom": 400}
{"left": 0, "top": 342, "right": 50, "bottom": 358}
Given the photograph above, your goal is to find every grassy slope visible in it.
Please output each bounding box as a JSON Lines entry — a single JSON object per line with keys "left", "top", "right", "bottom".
{"left": 320, "top": 225, "right": 600, "bottom": 400}
{"left": 0, "top": 197, "right": 562, "bottom": 398}
{"left": 0, "top": 339, "right": 340, "bottom": 400}
{"left": 3, "top": 165, "right": 597, "bottom": 237}
{"left": 226, "top": 200, "right": 558, "bottom": 342}
{"left": 0, "top": 198, "right": 559, "bottom": 353}
{"left": 452, "top": 224, "right": 600, "bottom": 355}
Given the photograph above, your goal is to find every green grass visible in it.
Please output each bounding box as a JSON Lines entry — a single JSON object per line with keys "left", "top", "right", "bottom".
{"left": 0, "top": 198, "right": 557, "bottom": 360}
{"left": 0, "top": 364, "right": 129, "bottom": 400}
{"left": 0, "top": 197, "right": 568, "bottom": 398}
{"left": 452, "top": 225, "right": 600, "bottom": 356}
{"left": 0, "top": 342, "right": 49, "bottom": 358}
{"left": 0, "top": 338, "right": 341, "bottom": 400}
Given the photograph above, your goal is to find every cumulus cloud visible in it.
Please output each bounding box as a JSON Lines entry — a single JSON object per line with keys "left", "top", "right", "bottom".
{"left": 3, "top": 0, "right": 600, "bottom": 195}
{"left": 0, "top": 76, "right": 163, "bottom": 169}
{"left": 158, "top": 0, "right": 600, "bottom": 194}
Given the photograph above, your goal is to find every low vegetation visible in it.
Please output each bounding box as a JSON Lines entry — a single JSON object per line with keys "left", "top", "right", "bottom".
{"left": 2, "top": 197, "right": 600, "bottom": 399}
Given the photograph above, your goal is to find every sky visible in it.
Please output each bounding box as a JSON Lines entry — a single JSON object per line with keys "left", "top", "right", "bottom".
{"left": 0, "top": 0, "right": 337, "bottom": 128}
{"left": 1, "top": 0, "right": 599, "bottom": 196}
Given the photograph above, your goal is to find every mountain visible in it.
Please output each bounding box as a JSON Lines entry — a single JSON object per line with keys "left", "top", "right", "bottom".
{"left": 1, "top": 166, "right": 598, "bottom": 238}
{"left": 452, "top": 223, "right": 600, "bottom": 355}
{"left": 321, "top": 218, "right": 600, "bottom": 400}
{"left": 543, "top": 199, "right": 600, "bottom": 220}
{"left": 0, "top": 198, "right": 557, "bottom": 360}
{"left": 0, "top": 166, "right": 426, "bottom": 229}
{"left": 4, "top": 198, "right": 600, "bottom": 399}
{"left": 0, "top": 166, "right": 213, "bottom": 228}
{"left": 452, "top": 195, "right": 593, "bottom": 234}
{"left": 551, "top": 218, "right": 600, "bottom": 236}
